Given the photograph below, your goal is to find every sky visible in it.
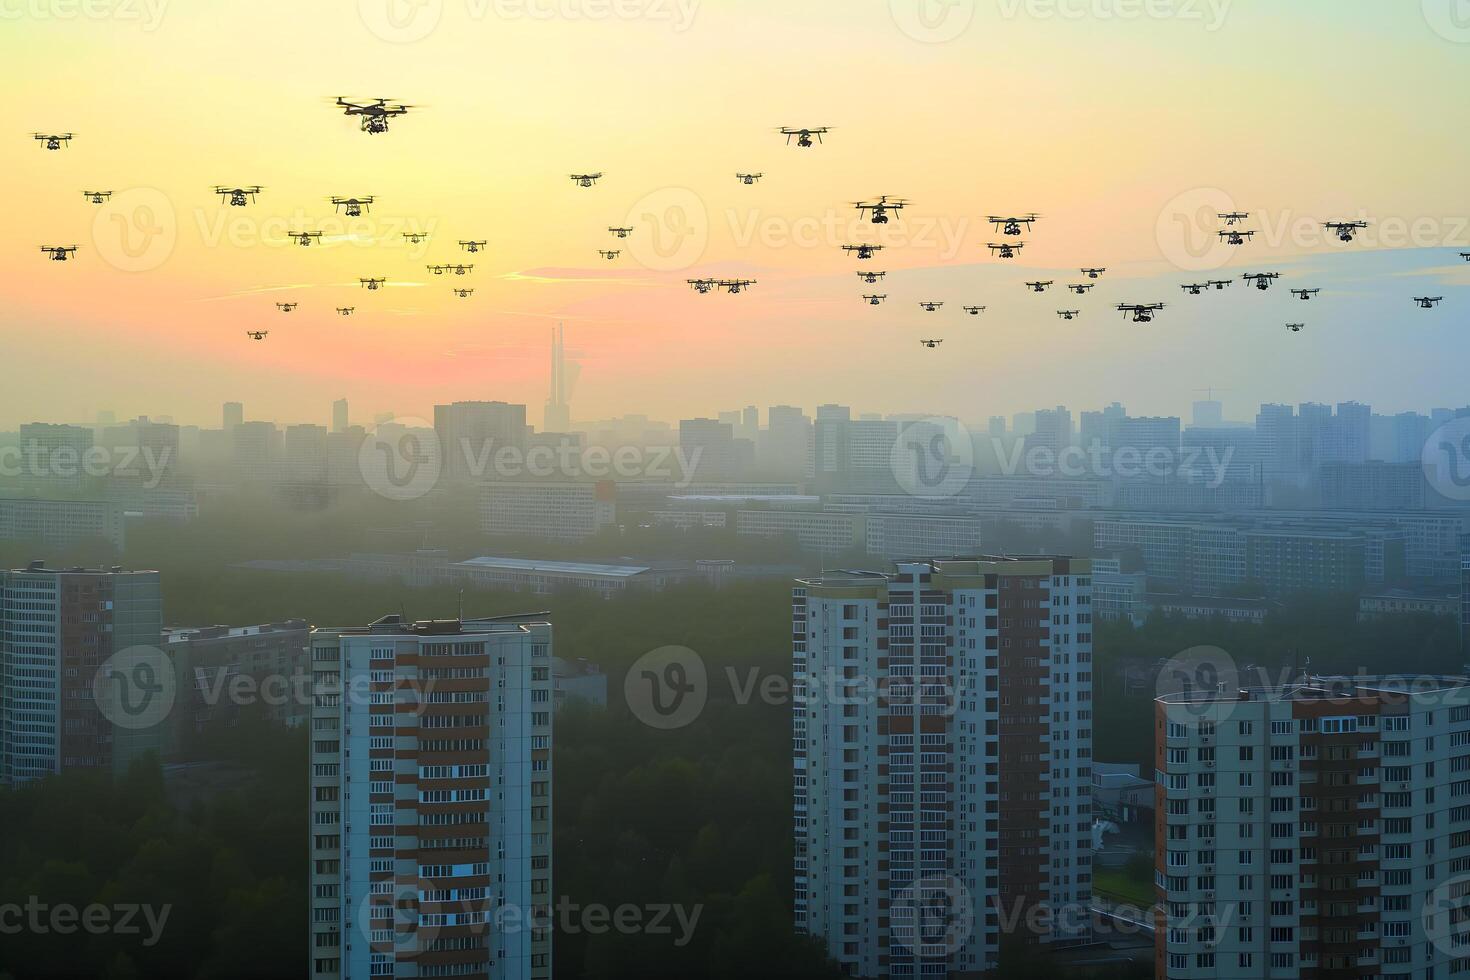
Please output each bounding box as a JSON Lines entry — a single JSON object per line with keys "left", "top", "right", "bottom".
{"left": 4, "top": 0, "right": 1469, "bottom": 431}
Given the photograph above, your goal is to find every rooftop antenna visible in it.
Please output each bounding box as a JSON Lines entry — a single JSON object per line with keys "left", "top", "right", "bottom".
{"left": 458, "top": 589, "right": 464, "bottom": 624}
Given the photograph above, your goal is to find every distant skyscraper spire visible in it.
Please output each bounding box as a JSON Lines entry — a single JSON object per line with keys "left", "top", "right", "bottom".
{"left": 544, "top": 322, "right": 571, "bottom": 432}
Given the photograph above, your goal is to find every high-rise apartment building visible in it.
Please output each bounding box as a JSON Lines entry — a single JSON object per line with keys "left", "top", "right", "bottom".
{"left": 308, "top": 614, "right": 553, "bottom": 980}
{"left": 0, "top": 562, "right": 163, "bottom": 785}
{"left": 1154, "top": 674, "right": 1470, "bottom": 979}
{"left": 435, "top": 402, "right": 530, "bottom": 484}
{"left": 794, "top": 556, "right": 1094, "bottom": 977}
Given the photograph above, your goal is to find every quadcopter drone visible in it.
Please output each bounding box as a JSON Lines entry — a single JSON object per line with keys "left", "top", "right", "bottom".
{"left": 863, "top": 294, "right": 887, "bottom": 306}
{"left": 290, "top": 231, "right": 324, "bottom": 247}
{"left": 1290, "top": 288, "right": 1320, "bottom": 300}
{"left": 1181, "top": 282, "right": 1211, "bottom": 295}
{"left": 718, "top": 279, "right": 755, "bottom": 294}
{"left": 1286, "top": 323, "right": 1305, "bottom": 333}
{"left": 1081, "top": 267, "right": 1106, "bottom": 278}
{"left": 360, "top": 277, "right": 386, "bottom": 290}
{"left": 1218, "top": 211, "right": 1250, "bottom": 226}
{"left": 857, "top": 271, "right": 886, "bottom": 284}
{"left": 453, "top": 287, "right": 475, "bottom": 298}
{"left": 919, "top": 339, "right": 942, "bottom": 349}
{"left": 962, "top": 306, "right": 986, "bottom": 316}
{"left": 1325, "top": 220, "right": 1368, "bottom": 243}
{"left": 843, "top": 244, "right": 884, "bottom": 260}
{"left": 1243, "top": 272, "right": 1281, "bottom": 291}
{"left": 215, "top": 185, "right": 262, "bottom": 207}
{"left": 39, "top": 246, "right": 78, "bottom": 261}
{"left": 246, "top": 330, "right": 268, "bottom": 341}
{"left": 427, "top": 263, "right": 473, "bottom": 276}
{"left": 1219, "top": 228, "right": 1256, "bottom": 245}
{"left": 570, "top": 173, "right": 603, "bottom": 187}
{"left": 919, "top": 301, "right": 943, "bottom": 312}
{"left": 1025, "top": 280, "right": 1054, "bottom": 293}
{"left": 688, "top": 278, "right": 718, "bottom": 294}
{"left": 336, "top": 307, "right": 354, "bottom": 316}
{"left": 855, "top": 195, "right": 908, "bottom": 225}
{"left": 1461, "top": 252, "right": 1470, "bottom": 262}
{"left": 1208, "top": 279, "right": 1233, "bottom": 290}
{"left": 989, "top": 214, "right": 1038, "bottom": 236}
{"left": 988, "top": 242, "right": 1024, "bottom": 259}
{"left": 1414, "top": 296, "right": 1444, "bottom": 309}
{"left": 331, "top": 196, "right": 374, "bottom": 217}
{"left": 736, "top": 173, "right": 762, "bottom": 185}
{"left": 1118, "top": 302, "right": 1166, "bottom": 323}
{"left": 460, "top": 240, "right": 487, "bottom": 253}
{"left": 1068, "top": 283, "right": 1094, "bottom": 294}
{"left": 780, "top": 126, "right": 828, "bottom": 147}
{"left": 82, "top": 191, "right": 112, "bottom": 204}
{"left": 598, "top": 250, "right": 620, "bottom": 260}
{"left": 1057, "top": 310, "right": 1080, "bottom": 320}
{"left": 335, "top": 97, "right": 411, "bottom": 134}
{"left": 33, "top": 133, "right": 73, "bottom": 150}
{"left": 403, "top": 232, "right": 429, "bottom": 245}
{"left": 276, "top": 302, "right": 298, "bottom": 313}
{"left": 607, "top": 227, "right": 632, "bottom": 239}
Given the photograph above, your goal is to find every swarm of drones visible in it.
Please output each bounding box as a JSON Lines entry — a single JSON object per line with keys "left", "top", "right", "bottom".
{"left": 30, "top": 114, "right": 1457, "bottom": 350}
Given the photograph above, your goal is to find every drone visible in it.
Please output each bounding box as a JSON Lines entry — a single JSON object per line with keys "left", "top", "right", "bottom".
{"left": 290, "top": 231, "right": 323, "bottom": 247}
{"left": 919, "top": 301, "right": 943, "bottom": 312}
{"left": 607, "top": 227, "right": 632, "bottom": 239}
{"left": 82, "top": 191, "right": 112, "bottom": 204}
{"left": 360, "top": 277, "right": 386, "bottom": 290}
{"left": 459, "top": 240, "right": 487, "bottom": 253}
{"left": 1325, "top": 220, "right": 1368, "bottom": 243}
{"left": 453, "top": 287, "right": 475, "bottom": 298}
{"left": 598, "top": 250, "right": 621, "bottom": 260}
{"left": 570, "top": 173, "right": 603, "bottom": 187}
{"left": 1243, "top": 272, "right": 1280, "bottom": 291}
{"left": 718, "top": 278, "right": 756, "bottom": 294}
{"left": 1025, "top": 280, "right": 1054, "bottom": 293}
{"left": 1081, "top": 267, "right": 1106, "bottom": 279}
{"left": 988, "top": 242, "right": 1024, "bottom": 259}
{"left": 919, "top": 339, "right": 943, "bottom": 349}
{"left": 331, "top": 196, "right": 374, "bottom": 217}
{"left": 780, "top": 126, "right": 828, "bottom": 147}
{"left": 335, "top": 97, "right": 411, "bottom": 134}
{"left": 1286, "top": 323, "right": 1305, "bottom": 333}
{"left": 863, "top": 294, "right": 887, "bottom": 306}
{"left": 215, "top": 185, "right": 262, "bottom": 207}
{"left": 1414, "top": 296, "right": 1444, "bottom": 309}
{"left": 855, "top": 195, "right": 908, "bottom": 225}
{"left": 1218, "top": 211, "right": 1250, "bottom": 226}
{"left": 1118, "top": 302, "right": 1165, "bottom": 323}
{"left": 40, "top": 246, "right": 78, "bottom": 261}
{"left": 1290, "top": 288, "right": 1320, "bottom": 300}
{"left": 427, "top": 263, "right": 473, "bottom": 276}
{"left": 246, "top": 330, "right": 268, "bottom": 341}
{"left": 1219, "top": 229, "right": 1256, "bottom": 245}
{"left": 403, "top": 232, "right": 429, "bottom": 245}
{"left": 1460, "top": 252, "right": 1470, "bottom": 262}
{"left": 962, "top": 305, "right": 986, "bottom": 316}
{"left": 1068, "top": 283, "right": 1094, "bottom": 294}
{"left": 736, "top": 173, "right": 763, "bottom": 185}
{"left": 33, "top": 133, "right": 73, "bottom": 150}
{"left": 336, "top": 307, "right": 354, "bottom": 316}
{"left": 989, "top": 214, "right": 1038, "bottom": 236}
{"left": 857, "top": 271, "right": 886, "bottom": 284}
{"left": 843, "top": 244, "right": 884, "bottom": 260}
{"left": 276, "top": 302, "right": 298, "bottom": 313}
{"left": 1208, "top": 279, "right": 1233, "bottom": 290}
{"left": 1181, "top": 282, "right": 1211, "bottom": 295}
{"left": 1057, "top": 310, "right": 1080, "bottom": 320}
{"left": 688, "top": 278, "right": 717, "bottom": 294}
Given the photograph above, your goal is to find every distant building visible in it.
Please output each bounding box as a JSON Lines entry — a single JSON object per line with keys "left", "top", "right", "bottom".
{"left": 1147, "top": 593, "right": 1276, "bottom": 625}
{"left": 434, "top": 400, "right": 529, "bottom": 483}
{"left": 480, "top": 481, "right": 615, "bottom": 541}
{"left": 551, "top": 657, "right": 606, "bottom": 710}
{"left": 452, "top": 556, "right": 681, "bottom": 597}
{"left": 0, "top": 497, "right": 126, "bottom": 549}
{"left": 863, "top": 512, "right": 983, "bottom": 559}
{"left": 331, "top": 398, "right": 349, "bottom": 433}
{"left": 163, "top": 620, "right": 310, "bottom": 734}
{"left": 1357, "top": 589, "right": 1459, "bottom": 621}
{"left": 1091, "top": 557, "right": 1148, "bottom": 627}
